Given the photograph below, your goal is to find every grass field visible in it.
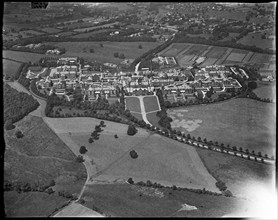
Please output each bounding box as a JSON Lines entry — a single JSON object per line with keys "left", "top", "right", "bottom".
{"left": 205, "top": 46, "right": 228, "bottom": 59}
{"left": 125, "top": 96, "right": 141, "bottom": 113}
{"left": 46, "top": 116, "right": 220, "bottom": 192}
{"left": 3, "top": 59, "right": 22, "bottom": 78}
{"left": 226, "top": 52, "right": 246, "bottom": 62}
{"left": 4, "top": 191, "right": 69, "bottom": 217}
{"left": 46, "top": 41, "right": 161, "bottom": 64}
{"left": 238, "top": 32, "right": 274, "bottom": 50}
{"left": 82, "top": 183, "right": 250, "bottom": 217}
{"left": 146, "top": 112, "right": 162, "bottom": 129}
{"left": 143, "top": 96, "right": 160, "bottom": 113}
{"left": 249, "top": 53, "right": 272, "bottom": 64}
{"left": 205, "top": 9, "right": 247, "bottom": 21}
{"left": 82, "top": 133, "right": 219, "bottom": 191}
{"left": 160, "top": 44, "right": 191, "bottom": 57}
{"left": 254, "top": 81, "right": 276, "bottom": 101}
{"left": 168, "top": 99, "right": 275, "bottom": 157}
{"left": 3, "top": 50, "right": 49, "bottom": 63}
{"left": 41, "top": 27, "right": 62, "bottom": 33}
{"left": 195, "top": 147, "right": 275, "bottom": 202}
{"left": 73, "top": 22, "right": 119, "bottom": 33}
{"left": 4, "top": 115, "right": 87, "bottom": 217}
{"left": 71, "top": 29, "right": 116, "bottom": 38}
{"left": 54, "top": 203, "right": 103, "bottom": 217}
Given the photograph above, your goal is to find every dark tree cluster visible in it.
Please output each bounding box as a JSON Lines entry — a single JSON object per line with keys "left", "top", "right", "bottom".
{"left": 4, "top": 84, "right": 39, "bottom": 124}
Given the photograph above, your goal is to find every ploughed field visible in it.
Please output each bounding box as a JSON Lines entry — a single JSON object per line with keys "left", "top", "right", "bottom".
{"left": 168, "top": 98, "right": 276, "bottom": 157}
{"left": 158, "top": 43, "right": 275, "bottom": 69}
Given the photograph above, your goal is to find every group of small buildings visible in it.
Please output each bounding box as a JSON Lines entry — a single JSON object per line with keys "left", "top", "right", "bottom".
{"left": 35, "top": 57, "right": 242, "bottom": 102}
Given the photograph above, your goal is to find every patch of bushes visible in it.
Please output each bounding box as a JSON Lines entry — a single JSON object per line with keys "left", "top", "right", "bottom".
{"left": 215, "top": 180, "right": 227, "bottom": 191}
{"left": 15, "top": 130, "right": 24, "bottom": 138}
{"left": 129, "top": 150, "right": 138, "bottom": 159}
{"left": 75, "top": 155, "right": 85, "bottom": 163}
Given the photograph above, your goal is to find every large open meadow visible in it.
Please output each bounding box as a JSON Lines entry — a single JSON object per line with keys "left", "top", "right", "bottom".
{"left": 45, "top": 41, "right": 161, "bottom": 64}
{"left": 72, "top": 132, "right": 219, "bottom": 192}
{"left": 43, "top": 117, "right": 219, "bottom": 192}
{"left": 168, "top": 98, "right": 276, "bottom": 157}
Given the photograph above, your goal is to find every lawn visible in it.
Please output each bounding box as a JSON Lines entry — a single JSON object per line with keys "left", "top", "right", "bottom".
{"left": 168, "top": 98, "right": 276, "bottom": 157}
{"left": 45, "top": 41, "right": 161, "bottom": 64}
{"left": 143, "top": 96, "right": 160, "bottom": 113}
{"left": 4, "top": 115, "right": 87, "bottom": 217}
{"left": 3, "top": 59, "right": 22, "bottom": 78}
{"left": 146, "top": 112, "right": 162, "bottom": 128}
{"left": 125, "top": 96, "right": 141, "bottom": 113}
{"left": 82, "top": 183, "right": 249, "bottom": 217}
{"left": 4, "top": 191, "right": 69, "bottom": 217}
{"left": 3, "top": 50, "right": 48, "bottom": 63}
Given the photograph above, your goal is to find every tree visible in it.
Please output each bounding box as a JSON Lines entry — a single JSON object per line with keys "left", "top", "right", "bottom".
{"left": 15, "top": 130, "right": 24, "bottom": 138}
{"left": 100, "top": 43, "right": 103, "bottom": 47}
{"left": 223, "top": 190, "right": 233, "bottom": 197}
{"left": 88, "top": 137, "right": 94, "bottom": 143}
{"left": 79, "top": 146, "right": 87, "bottom": 154}
{"left": 138, "top": 44, "right": 142, "bottom": 49}
{"left": 90, "top": 48, "right": 95, "bottom": 53}
{"left": 119, "top": 53, "right": 125, "bottom": 59}
{"left": 130, "top": 150, "right": 138, "bottom": 159}
{"left": 114, "top": 52, "right": 119, "bottom": 58}
{"left": 258, "top": 152, "right": 262, "bottom": 157}
{"left": 215, "top": 181, "right": 227, "bottom": 191}
{"left": 127, "top": 177, "right": 134, "bottom": 184}
{"left": 264, "top": 154, "right": 268, "bottom": 158}
{"left": 99, "top": 120, "right": 105, "bottom": 127}
{"left": 76, "top": 155, "right": 85, "bottom": 163}
{"left": 127, "top": 125, "right": 137, "bottom": 136}
{"left": 247, "top": 81, "right": 257, "bottom": 90}
{"left": 245, "top": 149, "right": 249, "bottom": 154}
{"left": 114, "top": 134, "right": 118, "bottom": 138}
